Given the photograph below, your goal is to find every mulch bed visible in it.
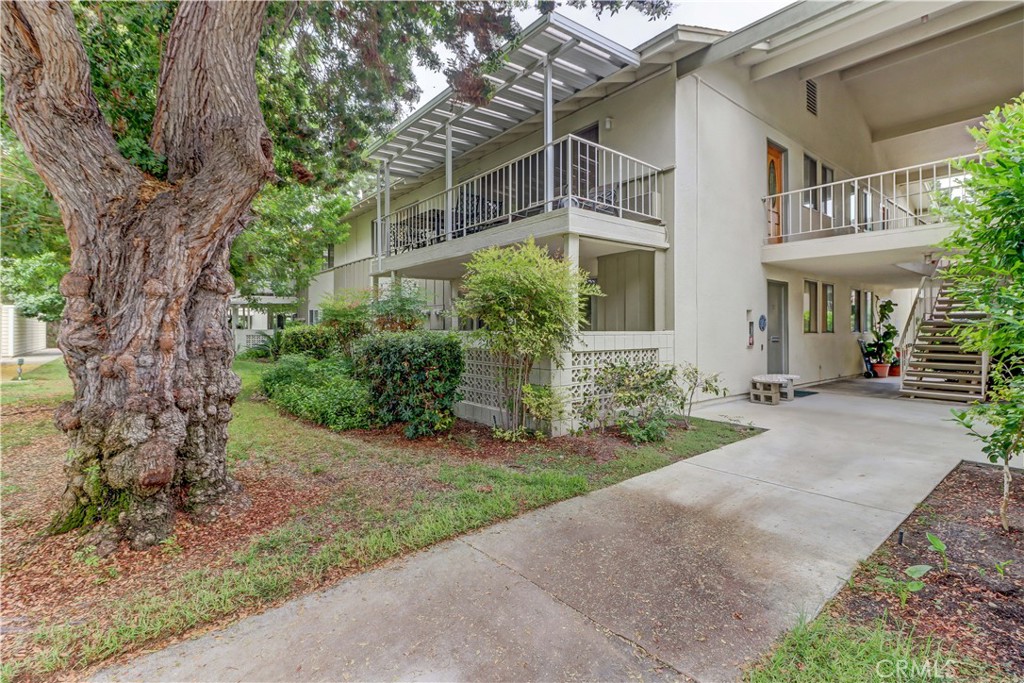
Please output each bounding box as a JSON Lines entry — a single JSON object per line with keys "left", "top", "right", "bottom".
{"left": 830, "top": 461, "right": 1023, "bottom": 676}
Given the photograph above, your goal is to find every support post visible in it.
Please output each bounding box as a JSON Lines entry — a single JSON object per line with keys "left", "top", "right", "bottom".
{"left": 384, "top": 162, "right": 392, "bottom": 255}
{"left": 654, "top": 249, "right": 666, "bottom": 331}
{"left": 375, "top": 163, "right": 383, "bottom": 268}
{"left": 543, "top": 59, "right": 554, "bottom": 211}
{"left": 445, "top": 121, "right": 453, "bottom": 241}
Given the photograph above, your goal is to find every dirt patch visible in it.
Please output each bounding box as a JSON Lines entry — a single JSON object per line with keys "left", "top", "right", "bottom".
{"left": 830, "top": 462, "right": 1023, "bottom": 677}
{"left": 346, "top": 418, "right": 638, "bottom": 464}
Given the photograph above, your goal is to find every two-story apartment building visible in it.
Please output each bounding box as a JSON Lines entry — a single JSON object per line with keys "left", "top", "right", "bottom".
{"left": 301, "top": 1, "right": 1024, "bottom": 432}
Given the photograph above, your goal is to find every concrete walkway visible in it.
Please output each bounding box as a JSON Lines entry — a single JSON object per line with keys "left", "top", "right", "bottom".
{"left": 94, "top": 390, "right": 983, "bottom": 683}
{"left": 0, "top": 348, "right": 62, "bottom": 380}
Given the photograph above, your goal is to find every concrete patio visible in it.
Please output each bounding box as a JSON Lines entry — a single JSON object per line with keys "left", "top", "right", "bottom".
{"left": 94, "top": 389, "right": 985, "bottom": 683}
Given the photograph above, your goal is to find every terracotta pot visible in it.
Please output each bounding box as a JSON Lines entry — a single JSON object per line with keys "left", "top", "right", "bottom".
{"left": 889, "top": 365, "right": 901, "bottom": 377}
{"left": 872, "top": 363, "right": 891, "bottom": 378}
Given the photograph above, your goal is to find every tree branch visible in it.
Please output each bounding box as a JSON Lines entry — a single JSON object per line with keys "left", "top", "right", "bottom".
{"left": 151, "top": 0, "right": 273, "bottom": 184}
{"left": 0, "top": 0, "right": 139, "bottom": 247}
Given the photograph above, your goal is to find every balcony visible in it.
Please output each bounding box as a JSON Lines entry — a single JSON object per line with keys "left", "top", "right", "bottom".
{"left": 761, "top": 156, "right": 976, "bottom": 286}
{"left": 372, "top": 134, "right": 663, "bottom": 264}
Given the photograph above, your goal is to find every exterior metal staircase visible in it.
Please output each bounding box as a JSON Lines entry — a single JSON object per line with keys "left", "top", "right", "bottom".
{"left": 898, "top": 278, "right": 988, "bottom": 403}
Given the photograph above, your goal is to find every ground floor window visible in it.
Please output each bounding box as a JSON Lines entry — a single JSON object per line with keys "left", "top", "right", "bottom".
{"left": 823, "top": 283, "right": 834, "bottom": 333}
{"left": 803, "top": 280, "right": 819, "bottom": 333}
{"left": 851, "top": 289, "right": 862, "bottom": 332}
{"left": 309, "top": 309, "right": 320, "bottom": 325}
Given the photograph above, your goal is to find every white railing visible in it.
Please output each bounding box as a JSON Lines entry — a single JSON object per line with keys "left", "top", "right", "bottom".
{"left": 374, "top": 134, "right": 662, "bottom": 256}
{"left": 763, "top": 155, "right": 978, "bottom": 244}
{"left": 898, "top": 274, "right": 941, "bottom": 393}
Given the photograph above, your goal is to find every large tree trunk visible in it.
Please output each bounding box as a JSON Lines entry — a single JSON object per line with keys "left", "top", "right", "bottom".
{"left": 1, "top": 0, "right": 273, "bottom": 548}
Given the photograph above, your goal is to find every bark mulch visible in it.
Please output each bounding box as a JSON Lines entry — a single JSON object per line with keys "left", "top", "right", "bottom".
{"left": 830, "top": 461, "right": 1023, "bottom": 677}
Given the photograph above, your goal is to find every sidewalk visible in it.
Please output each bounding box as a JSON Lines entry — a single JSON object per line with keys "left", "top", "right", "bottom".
{"left": 94, "top": 390, "right": 982, "bottom": 682}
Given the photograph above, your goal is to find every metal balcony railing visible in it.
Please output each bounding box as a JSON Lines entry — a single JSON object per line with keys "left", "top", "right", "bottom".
{"left": 373, "top": 134, "right": 662, "bottom": 257}
{"left": 762, "top": 155, "right": 978, "bottom": 244}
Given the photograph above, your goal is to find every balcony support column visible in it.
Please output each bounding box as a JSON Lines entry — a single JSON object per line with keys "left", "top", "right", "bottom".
{"left": 384, "top": 161, "right": 392, "bottom": 255}
{"left": 375, "top": 162, "right": 383, "bottom": 268}
{"left": 544, "top": 58, "right": 554, "bottom": 211}
{"left": 445, "top": 121, "right": 453, "bottom": 241}
{"left": 654, "top": 249, "right": 666, "bottom": 331}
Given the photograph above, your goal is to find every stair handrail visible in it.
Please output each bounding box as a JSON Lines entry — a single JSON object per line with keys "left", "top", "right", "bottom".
{"left": 898, "top": 275, "right": 937, "bottom": 393}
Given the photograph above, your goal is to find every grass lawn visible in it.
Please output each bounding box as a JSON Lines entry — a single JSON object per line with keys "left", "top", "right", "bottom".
{"left": 1, "top": 358, "right": 759, "bottom": 682}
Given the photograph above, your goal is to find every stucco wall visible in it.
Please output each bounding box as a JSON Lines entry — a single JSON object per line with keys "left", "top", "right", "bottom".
{"left": 672, "top": 61, "right": 893, "bottom": 395}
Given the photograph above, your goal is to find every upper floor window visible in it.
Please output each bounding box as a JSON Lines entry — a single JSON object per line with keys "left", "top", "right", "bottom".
{"left": 323, "top": 244, "right": 335, "bottom": 270}
{"left": 803, "top": 280, "right": 819, "bottom": 333}
{"left": 803, "top": 155, "right": 819, "bottom": 209}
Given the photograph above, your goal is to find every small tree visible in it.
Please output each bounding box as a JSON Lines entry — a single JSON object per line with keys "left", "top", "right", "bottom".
{"left": 320, "top": 290, "right": 372, "bottom": 354}
{"left": 938, "top": 96, "right": 1024, "bottom": 532}
{"left": 371, "top": 280, "right": 428, "bottom": 332}
{"left": 456, "top": 238, "right": 601, "bottom": 435}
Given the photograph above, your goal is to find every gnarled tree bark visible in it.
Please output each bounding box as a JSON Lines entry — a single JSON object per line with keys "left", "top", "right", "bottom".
{"left": 1, "top": 0, "right": 273, "bottom": 548}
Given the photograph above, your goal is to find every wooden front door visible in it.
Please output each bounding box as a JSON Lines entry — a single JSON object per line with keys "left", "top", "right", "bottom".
{"left": 767, "top": 144, "right": 784, "bottom": 243}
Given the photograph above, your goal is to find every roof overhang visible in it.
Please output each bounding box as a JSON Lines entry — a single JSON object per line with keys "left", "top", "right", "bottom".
{"left": 367, "top": 12, "right": 640, "bottom": 180}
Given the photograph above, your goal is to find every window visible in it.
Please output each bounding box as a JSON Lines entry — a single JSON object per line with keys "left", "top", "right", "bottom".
{"left": 821, "top": 165, "right": 835, "bottom": 217}
{"left": 308, "top": 309, "right": 320, "bottom": 325}
{"left": 851, "top": 289, "right": 862, "bottom": 332}
{"left": 802, "top": 155, "right": 819, "bottom": 209}
{"left": 803, "top": 280, "right": 819, "bottom": 333}
{"left": 323, "top": 244, "right": 335, "bottom": 269}
{"left": 823, "top": 284, "right": 834, "bottom": 333}
{"left": 865, "top": 292, "right": 875, "bottom": 332}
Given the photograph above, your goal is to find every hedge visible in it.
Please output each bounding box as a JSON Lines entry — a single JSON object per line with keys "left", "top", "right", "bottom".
{"left": 354, "top": 331, "right": 464, "bottom": 438}
{"left": 279, "top": 324, "right": 339, "bottom": 360}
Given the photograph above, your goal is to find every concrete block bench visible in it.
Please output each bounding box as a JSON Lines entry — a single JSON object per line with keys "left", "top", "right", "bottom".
{"left": 750, "top": 374, "right": 800, "bottom": 405}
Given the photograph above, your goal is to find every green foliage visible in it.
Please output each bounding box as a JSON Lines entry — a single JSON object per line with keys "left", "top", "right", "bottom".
{"left": 522, "top": 384, "right": 566, "bottom": 433}
{"left": 354, "top": 331, "right": 464, "bottom": 438}
{"left": 677, "top": 362, "right": 727, "bottom": 428}
{"left": 0, "top": 252, "right": 67, "bottom": 322}
{"left": 592, "top": 361, "right": 685, "bottom": 444}
{"left": 745, "top": 616, "right": 974, "bottom": 683}
{"left": 279, "top": 325, "right": 340, "bottom": 360}
{"left": 320, "top": 290, "right": 372, "bottom": 353}
{"left": 456, "top": 238, "right": 601, "bottom": 432}
{"left": 231, "top": 184, "right": 350, "bottom": 301}
{"left": 864, "top": 298, "right": 898, "bottom": 364}
{"left": 252, "top": 330, "right": 286, "bottom": 361}
{"left": 876, "top": 565, "right": 932, "bottom": 607}
{"left": 939, "top": 96, "right": 1024, "bottom": 532}
{"left": 925, "top": 532, "right": 949, "bottom": 571}
{"left": 371, "top": 280, "right": 428, "bottom": 331}
{"left": 260, "top": 355, "right": 369, "bottom": 431}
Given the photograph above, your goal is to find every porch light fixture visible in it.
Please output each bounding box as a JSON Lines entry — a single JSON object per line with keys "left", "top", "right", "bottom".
{"left": 604, "top": 116, "right": 614, "bottom": 130}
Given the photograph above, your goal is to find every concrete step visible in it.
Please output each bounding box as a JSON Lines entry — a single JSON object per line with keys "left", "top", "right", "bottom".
{"left": 899, "top": 388, "right": 979, "bottom": 403}
{"left": 913, "top": 343, "right": 963, "bottom": 352}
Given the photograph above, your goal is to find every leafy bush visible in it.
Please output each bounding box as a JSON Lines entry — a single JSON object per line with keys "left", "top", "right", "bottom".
{"left": 371, "top": 280, "right": 428, "bottom": 331}
{"left": 455, "top": 237, "right": 601, "bottom": 433}
{"left": 354, "top": 331, "right": 464, "bottom": 438}
{"left": 595, "top": 361, "right": 685, "bottom": 443}
{"left": 260, "top": 355, "right": 368, "bottom": 430}
{"left": 321, "top": 290, "right": 372, "bottom": 353}
{"left": 279, "top": 324, "right": 339, "bottom": 360}
{"left": 579, "top": 361, "right": 725, "bottom": 444}
{"left": 252, "top": 329, "right": 285, "bottom": 361}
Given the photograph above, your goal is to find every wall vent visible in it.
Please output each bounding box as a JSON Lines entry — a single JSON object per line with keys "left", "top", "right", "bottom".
{"left": 805, "top": 79, "right": 818, "bottom": 116}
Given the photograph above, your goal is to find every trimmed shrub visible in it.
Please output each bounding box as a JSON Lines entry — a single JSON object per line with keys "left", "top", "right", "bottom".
{"left": 354, "top": 331, "right": 464, "bottom": 438}
{"left": 260, "top": 355, "right": 368, "bottom": 430}
{"left": 279, "top": 324, "right": 339, "bottom": 360}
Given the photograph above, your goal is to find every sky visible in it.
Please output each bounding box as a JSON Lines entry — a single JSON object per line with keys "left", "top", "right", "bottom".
{"left": 409, "top": 0, "right": 795, "bottom": 110}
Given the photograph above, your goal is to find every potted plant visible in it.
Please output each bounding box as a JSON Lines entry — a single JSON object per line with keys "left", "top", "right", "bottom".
{"left": 866, "top": 299, "right": 898, "bottom": 377}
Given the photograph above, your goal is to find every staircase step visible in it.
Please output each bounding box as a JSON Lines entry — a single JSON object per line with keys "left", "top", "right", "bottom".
{"left": 902, "top": 379, "right": 983, "bottom": 393}
{"left": 906, "top": 360, "right": 982, "bottom": 371}
{"left": 899, "top": 388, "right": 979, "bottom": 403}
{"left": 904, "top": 370, "right": 983, "bottom": 381}
{"left": 913, "top": 343, "right": 963, "bottom": 351}
{"left": 909, "top": 351, "right": 982, "bottom": 361}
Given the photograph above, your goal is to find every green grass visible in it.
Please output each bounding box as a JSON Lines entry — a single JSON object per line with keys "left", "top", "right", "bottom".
{"left": 4, "top": 357, "right": 758, "bottom": 680}
{"left": 745, "top": 615, "right": 992, "bottom": 683}
{"left": 0, "top": 359, "right": 73, "bottom": 407}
